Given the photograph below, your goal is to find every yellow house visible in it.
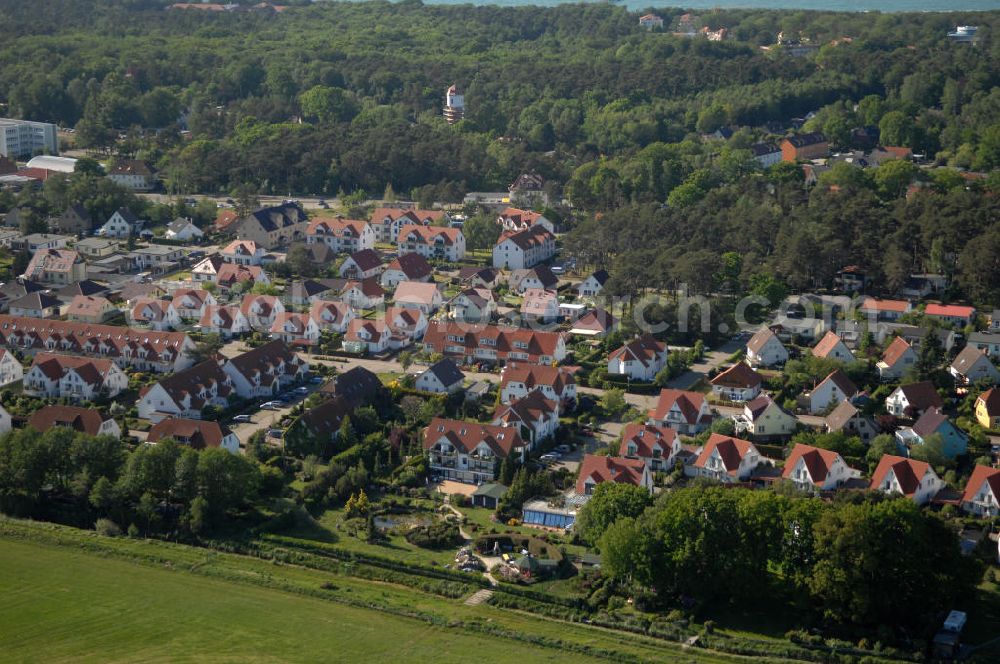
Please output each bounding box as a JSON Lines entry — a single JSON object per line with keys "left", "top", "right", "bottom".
{"left": 975, "top": 388, "right": 1000, "bottom": 430}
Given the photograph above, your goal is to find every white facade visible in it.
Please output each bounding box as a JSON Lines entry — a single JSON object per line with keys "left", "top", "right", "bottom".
{"left": 0, "top": 118, "right": 57, "bottom": 158}
{"left": 397, "top": 226, "right": 466, "bottom": 262}
{"left": 98, "top": 211, "right": 138, "bottom": 239}
{"left": 24, "top": 360, "right": 128, "bottom": 401}
{"left": 0, "top": 350, "right": 24, "bottom": 387}
{"left": 165, "top": 221, "right": 204, "bottom": 241}
{"left": 492, "top": 230, "right": 556, "bottom": 270}
{"left": 746, "top": 330, "right": 789, "bottom": 368}
{"left": 875, "top": 465, "right": 943, "bottom": 506}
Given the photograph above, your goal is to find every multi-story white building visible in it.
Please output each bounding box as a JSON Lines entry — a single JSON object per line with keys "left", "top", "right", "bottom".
{"left": 0, "top": 118, "right": 57, "bottom": 158}
{"left": 492, "top": 226, "right": 556, "bottom": 270}
{"left": 397, "top": 224, "right": 465, "bottom": 262}
{"left": 306, "top": 218, "right": 375, "bottom": 254}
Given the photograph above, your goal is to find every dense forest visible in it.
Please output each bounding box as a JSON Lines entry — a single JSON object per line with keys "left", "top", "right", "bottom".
{"left": 1, "top": 1, "right": 998, "bottom": 306}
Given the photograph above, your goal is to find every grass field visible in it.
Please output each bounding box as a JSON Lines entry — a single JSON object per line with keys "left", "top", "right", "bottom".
{"left": 0, "top": 519, "right": 753, "bottom": 664}
{"left": 0, "top": 538, "right": 593, "bottom": 664}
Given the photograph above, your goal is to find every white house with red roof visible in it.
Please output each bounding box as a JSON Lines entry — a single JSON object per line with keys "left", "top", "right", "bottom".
{"left": 240, "top": 293, "right": 285, "bottom": 331}
{"left": 812, "top": 330, "right": 855, "bottom": 362}
{"left": 342, "top": 278, "right": 385, "bottom": 309}
{"left": 424, "top": 417, "right": 526, "bottom": 484}
{"left": 147, "top": 417, "right": 239, "bottom": 454}
{"left": 370, "top": 207, "right": 444, "bottom": 243}
{"left": 221, "top": 340, "right": 308, "bottom": 399}
{"left": 576, "top": 454, "right": 652, "bottom": 496}
{"left": 385, "top": 306, "right": 428, "bottom": 349}
{"left": 344, "top": 318, "right": 390, "bottom": 354}
{"left": 782, "top": 443, "right": 860, "bottom": 491}
{"left": 138, "top": 358, "right": 234, "bottom": 422}
{"left": 216, "top": 263, "right": 270, "bottom": 290}
{"left": 339, "top": 248, "right": 384, "bottom": 280}
{"left": 500, "top": 363, "right": 576, "bottom": 405}
{"left": 961, "top": 465, "right": 1000, "bottom": 517}
{"left": 521, "top": 288, "right": 560, "bottom": 324}
{"left": 422, "top": 322, "right": 567, "bottom": 366}
{"left": 171, "top": 288, "right": 216, "bottom": 321}
{"left": 397, "top": 224, "right": 465, "bottom": 262}
{"left": 745, "top": 327, "right": 788, "bottom": 368}
{"left": 308, "top": 299, "right": 355, "bottom": 334}
{"left": 709, "top": 362, "right": 762, "bottom": 402}
{"left": 859, "top": 297, "right": 911, "bottom": 322}
{"left": 496, "top": 207, "right": 554, "bottom": 234}
{"left": 130, "top": 298, "right": 180, "bottom": 331}
{"left": 925, "top": 303, "right": 975, "bottom": 328}
{"left": 877, "top": 336, "right": 917, "bottom": 380}
{"left": 24, "top": 352, "right": 128, "bottom": 401}
{"left": 492, "top": 389, "right": 560, "bottom": 447}
{"left": 306, "top": 218, "right": 375, "bottom": 253}
{"left": 689, "top": 434, "right": 763, "bottom": 482}
{"left": 270, "top": 312, "right": 321, "bottom": 346}
{"left": 869, "top": 454, "right": 943, "bottom": 505}
{"left": 381, "top": 252, "right": 433, "bottom": 289}
{"left": 492, "top": 226, "right": 556, "bottom": 270}
{"left": 198, "top": 304, "right": 251, "bottom": 339}
{"left": 648, "top": 388, "right": 713, "bottom": 434}
{"left": 607, "top": 334, "right": 667, "bottom": 381}
{"left": 221, "top": 240, "right": 266, "bottom": 266}
{"left": 619, "top": 422, "right": 682, "bottom": 473}
{"left": 449, "top": 287, "right": 496, "bottom": 324}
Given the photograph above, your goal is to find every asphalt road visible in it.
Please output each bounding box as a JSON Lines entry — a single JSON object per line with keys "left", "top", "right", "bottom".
{"left": 139, "top": 193, "right": 340, "bottom": 211}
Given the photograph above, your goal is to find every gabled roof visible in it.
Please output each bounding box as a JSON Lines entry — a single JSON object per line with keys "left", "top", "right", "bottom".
{"left": 309, "top": 299, "right": 351, "bottom": 325}
{"left": 319, "top": 366, "right": 382, "bottom": 408}
{"left": 649, "top": 388, "right": 707, "bottom": 424}
{"left": 226, "top": 340, "right": 302, "bottom": 383}
{"left": 747, "top": 327, "right": 782, "bottom": 354}
{"left": 977, "top": 388, "right": 1000, "bottom": 417}
{"left": 498, "top": 226, "right": 554, "bottom": 251}
{"left": 422, "top": 358, "right": 464, "bottom": 387}
{"left": 619, "top": 422, "right": 677, "bottom": 458}
{"left": 397, "top": 224, "right": 462, "bottom": 245}
{"left": 710, "top": 362, "right": 762, "bottom": 389}
{"left": 238, "top": 203, "right": 306, "bottom": 233}
{"left": 575, "top": 454, "right": 647, "bottom": 494}
{"left": 911, "top": 407, "right": 952, "bottom": 439}
{"left": 222, "top": 239, "right": 260, "bottom": 256}
{"left": 511, "top": 265, "right": 557, "bottom": 289}
{"left": 881, "top": 336, "right": 914, "bottom": 366}
{"left": 610, "top": 334, "right": 665, "bottom": 368}
{"left": 494, "top": 389, "right": 558, "bottom": 428}
{"left": 812, "top": 331, "right": 852, "bottom": 359}
{"left": 386, "top": 252, "right": 433, "bottom": 280}
{"left": 346, "top": 248, "right": 383, "bottom": 272}
{"left": 147, "top": 417, "right": 231, "bottom": 450}
{"left": 28, "top": 405, "right": 113, "bottom": 437}
{"left": 394, "top": 281, "right": 440, "bottom": 306}
{"left": 893, "top": 381, "right": 943, "bottom": 412}
{"left": 783, "top": 132, "right": 827, "bottom": 148}
{"left": 815, "top": 369, "right": 857, "bottom": 398}
{"left": 198, "top": 304, "right": 243, "bottom": 330}
{"left": 345, "top": 277, "right": 385, "bottom": 299}
{"left": 306, "top": 217, "right": 369, "bottom": 238}
{"left": 66, "top": 295, "right": 113, "bottom": 319}
{"left": 572, "top": 308, "right": 615, "bottom": 334}
{"left": 500, "top": 363, "right": 574, "bottom": 394}
{"left": 216, "top": 263, "right": 265, "bottom": 286}
{"left": 962, "top": 465, "right": 1000, "bottom": 504}
{"left": 145, "top": 358, "right": 231, "bottom": 409}
{"left": 870, "top": 455, "right": 933, "bottom": 496}
{"left": 745, "top": 393, "right": 792, "bottom": 422}
{"left": 56, "top": 280, "right": 107, "bottom": 298}
{"left": 9, "top": 291, "right": 61, "bottom": 311}
{"left": 458, "top": 266, "right": 498, "bottom": 283}
{"left": 30, "top": 352, "right": 117, "bottom": 386}
{"left": 782, "top": 443, "right": 848, "bottom": 485}
{"left": 951, "top": 345, "right": 994, "bottom": 376}
{"left": 824, "top": 400, "right": 866, "bottom": 431}
{"left": 693, "top": 434, "right": 758, "bottom": 475}
{"left": 424, "top": 417, "right": 524, "bottom": 457}
{"left": 521, "top": 288, "right": 558, "bottom": 316}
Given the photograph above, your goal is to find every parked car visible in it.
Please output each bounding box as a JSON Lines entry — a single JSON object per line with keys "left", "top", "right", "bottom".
{"left": 267, "top": 429, "right": 283, "bottom": 439}
{"left": 540, "top": 453, "right": 559, "bottom": 463}
{"left": 309, "top": 376, "right": 325, "bottom": 384}
{"left": 233, "top": 414, "right": 253, "bottom": 423}
{"left": 555, "top": 444, "right": 571, "bottom": 454}
{"left": 294, "top": 386, "right": 310, "bottom": 395}
{"left": 261, "top": 401, "right": 282, "bottom": 409}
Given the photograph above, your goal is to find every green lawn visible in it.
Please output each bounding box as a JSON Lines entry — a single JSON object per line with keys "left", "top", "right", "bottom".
{"left": 0, "top": 538, "right": 589, "bottom": 663}
{"left": 0, "top": 520, "right": 749, "bottom": 663}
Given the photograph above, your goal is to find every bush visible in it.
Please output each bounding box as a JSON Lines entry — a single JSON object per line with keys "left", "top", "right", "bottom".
{"left": 94, "top": 518, "right": 121, "bottom": 537}
{"left": 405, "top": 521, "right": 462, "bottom": 549}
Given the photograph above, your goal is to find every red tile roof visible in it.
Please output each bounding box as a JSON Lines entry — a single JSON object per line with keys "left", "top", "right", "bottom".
{"left": 812, "top": 331, "right": 849, "bottom": 359}
{"left": 881, "top": 336, "right": 914, "bottom": 366}
{"left": 693, "top": 434, "right": 758, "bottom": 475}
{"left": 869, "top": 455, "right": 932, "bottom": 496}
{"left": 619, "top": 422, "right": 677, "bottom": 459}
{"left": 575, "top": 454, "right": 647, "bottom": 495}
{"left": 649, "top": 388, "right": 707, "bottom": 424}
{"left": 860, "top": 297, "right": 910, "bottom": 313}
{"left": 925, "top": 303, "right": 975, "bottom": 319}
{"left": 397, "top": 224, "right": 462, "bottom": 246}
{"left": 424, "top": 417, "right": 524, "bottom": 457}
{"left": 710, "top": 362, "right": 762, "bottom": 389}
{"left": 28, "top": 405, "right": 112, "bottom": 437}
{"left": 609, "top": 334, "right": 665, "bottom": 368}
{"left": 962, "top": 465, "right": 1000, "bottom": 505}
{"left": 147, "top": 417, "right": 231, "bottom": 450}
{"left": 782, "top": 443, "right": 846, "bottom": 485}
{"left": 500, "top": 363, "right": 574, "bottom": 395}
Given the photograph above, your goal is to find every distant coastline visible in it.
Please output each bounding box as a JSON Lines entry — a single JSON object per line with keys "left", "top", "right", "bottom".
{"left": 413, "top": 0, "right": 1000, "bottom": 12}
